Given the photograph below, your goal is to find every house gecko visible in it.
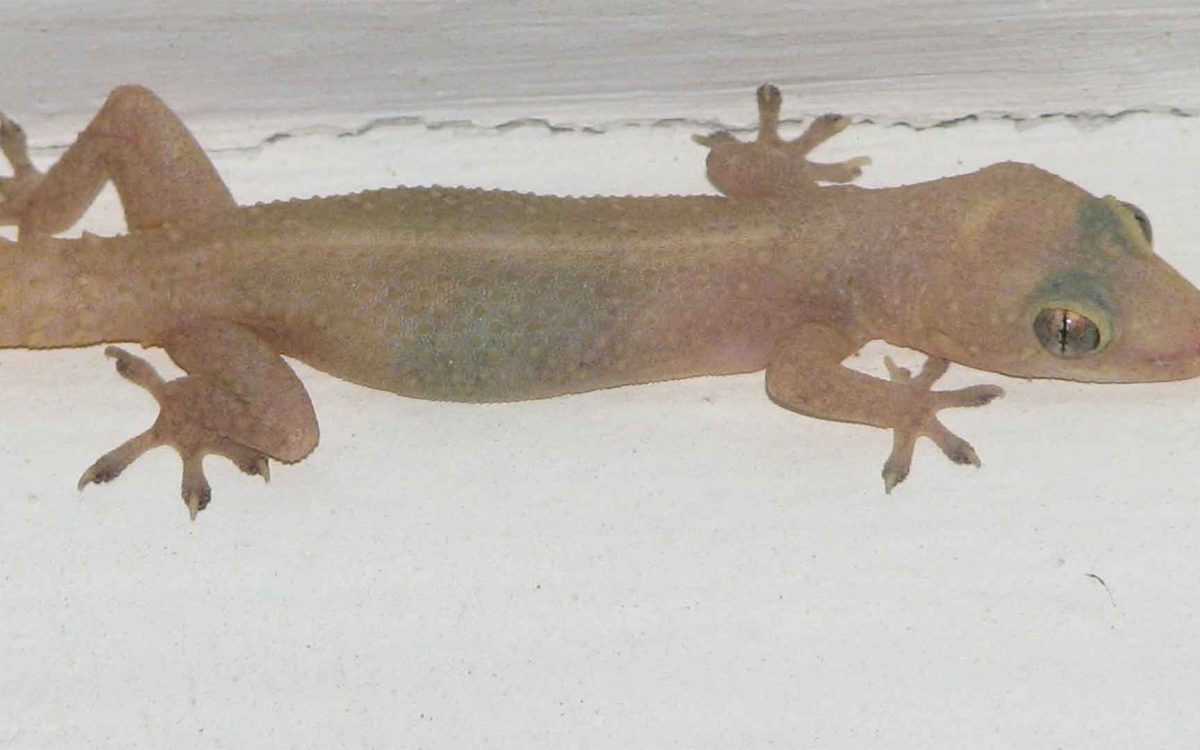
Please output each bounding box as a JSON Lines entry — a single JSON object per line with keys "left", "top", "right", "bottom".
{"left": 0, "top": 84, "right": 1196, "bottom": 519}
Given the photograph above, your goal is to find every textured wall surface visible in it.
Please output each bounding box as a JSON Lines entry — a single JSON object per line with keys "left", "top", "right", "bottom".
{"left": 3, "top": 0, "right": 1198, "bottom": 142}
{"left": 3, "top": 4, "right": 1200, "bottom": 748}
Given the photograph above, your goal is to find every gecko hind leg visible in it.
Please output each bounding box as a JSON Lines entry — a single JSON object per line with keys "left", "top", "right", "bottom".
{"left": 78, "top": 321, "right": 318, "bottom": 520}
{"left": 694, "top": 83, "right": 870, "bottom": 199}
{"left": 0, "top": 114, "right": 44, "bottom": 225}
{"left": 0, "top": 85, "right": 236, "bottom": 237}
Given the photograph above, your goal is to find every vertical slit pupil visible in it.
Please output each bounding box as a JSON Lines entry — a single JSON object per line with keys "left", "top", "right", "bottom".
{"left": 1034, "top": 307, "right": 1099, "bottom": 357}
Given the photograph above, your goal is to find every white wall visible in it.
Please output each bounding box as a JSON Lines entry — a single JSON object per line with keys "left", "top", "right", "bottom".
{"left": 2, "top": 0, "right": 1197, "bottom": 143}
{"left": 3, "top": 4, "right": 1200, "bottom": 748}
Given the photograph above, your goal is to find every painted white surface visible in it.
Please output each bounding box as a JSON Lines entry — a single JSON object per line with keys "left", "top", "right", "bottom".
{"left": 1, "top": 4, "right": 1200, "bottom": 748}
{"left": 2, "top": 0, "right": 1199, "bottom": 144}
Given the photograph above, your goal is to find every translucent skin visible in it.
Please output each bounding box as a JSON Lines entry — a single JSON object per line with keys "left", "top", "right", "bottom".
{"left": 13, "top": 163, "right": 1197, "bottom": 394}
{"left": 4, "top": 186, "right": 880, "bottom": 400}
{"left": 3, "top": 83, "right": 1199, "bottom": 513}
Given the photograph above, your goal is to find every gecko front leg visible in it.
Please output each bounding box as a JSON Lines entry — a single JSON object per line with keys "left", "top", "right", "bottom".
{"left": 78, "top": 320, "right": 319, "bottom": 520}
{"left": 695, "top": 83, "right": 870, "bottom": 199}
{"left": 877, "top": 356, "right": 999, "bottom": 492}
{"left": 765, "top": 325, "right": 1004, "bottom": 491}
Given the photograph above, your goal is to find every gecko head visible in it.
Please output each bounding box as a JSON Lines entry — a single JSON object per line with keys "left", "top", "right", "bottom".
{"left": 923, "top": 163, "right": 1200, "bottom": 383}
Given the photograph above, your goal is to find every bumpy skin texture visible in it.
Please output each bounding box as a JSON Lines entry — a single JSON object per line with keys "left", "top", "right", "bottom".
{"left": 2, "top": 84, "right": 1199, "bottom": 516}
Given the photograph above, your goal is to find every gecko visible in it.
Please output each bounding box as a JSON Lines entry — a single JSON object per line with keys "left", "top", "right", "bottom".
{"left": 0, "top": 83, "right": 1195, "bottom": 520}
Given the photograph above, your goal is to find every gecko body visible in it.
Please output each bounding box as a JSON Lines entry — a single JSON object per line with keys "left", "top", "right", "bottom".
{"left": 1, "top": 84, "right": 1196, "bottom": 517}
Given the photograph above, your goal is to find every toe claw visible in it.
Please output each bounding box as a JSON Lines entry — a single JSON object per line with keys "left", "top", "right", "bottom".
{"left": 104, "top": 347, "right": 166, "bottom": 394}
{"left": 77, "top": 462, "right": 119, "bottom": 490}
{"left": 812, "top": 113, "right": 847, "bottom": 129}
{"left": 692, "top": 131, "right": 736, "bottom": 148}
{"left": 879, "top": 356, "right": 1001, "bottom": 488}
{"left": 0, "top": 114, "right": 37, "bottom": 181}
{"left": 882, "top": 464, "right": 908, "bottom": 494}
{"left": 940, "top": 384, "right": 1005, "bottom": 408}
{"left": 883, "top": 424, "right": 918, "bottom": 494}
{"left": 185, "top": 489, "right": 208, "bottom": 521}
{"left": 183, "top": 480, "right": 211, "bottom": 521}
{"left": 756, "top": 82, "right": 782, "bottom": 104}
{"left": 181, "top": 455, "right": 212, "bottom": 520}
{"left": 884, "top": 356, "right": 912, "bottom": 383}
{"left": 77, "top": 430, "right": 158, "bottom": 492}
{"left": 218, "top": 438, "right": 272, "bottom": 483}
{"left": 946, "top": 441, "right": 981, "bottom": 467}
{"left": 236, "top": 455, "right": 271, "bottom": 483}
{"left": 972, "top": 385, "right": 1005, "bottom": 405}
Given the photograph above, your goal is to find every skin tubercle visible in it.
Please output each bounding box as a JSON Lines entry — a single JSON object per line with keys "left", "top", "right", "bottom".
{"left": 74, "top": 189, "right": 836, "bottom": 400}
{"left": 4, "top": 83, "right": 1200, "bottom": 512}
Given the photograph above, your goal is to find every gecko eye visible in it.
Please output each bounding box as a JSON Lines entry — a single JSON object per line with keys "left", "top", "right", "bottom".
{"left": 1120, "top": 201, "right": 1153, "bottom": 243}
{"left": 1034, "top": 308, "right": 1101, "bottom": 357}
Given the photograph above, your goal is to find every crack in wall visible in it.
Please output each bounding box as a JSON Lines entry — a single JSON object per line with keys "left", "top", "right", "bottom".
{"left": 230, "top": 105, "right": 1197, "bottom": 154}
{"left": 29, "top": 106, "right": 1197, "bottom": 156}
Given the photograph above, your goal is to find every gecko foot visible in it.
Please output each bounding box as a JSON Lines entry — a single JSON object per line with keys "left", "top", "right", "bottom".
{"left": 694, "top": 83, "right": 870, "bottom": 199}
{"left": 77, "top": 347, "right": 272, "bottom": 520}
{"left": 0, "top": 112, "right": 44, "bottom": 224}
{"left": 880, "top": 356, "right": 1004, "bottom": 493}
